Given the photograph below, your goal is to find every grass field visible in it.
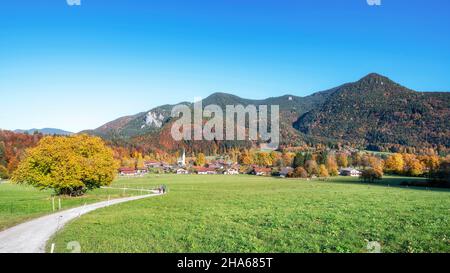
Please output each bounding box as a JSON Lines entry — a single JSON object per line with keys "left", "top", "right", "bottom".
{"left": 0, "top": 181, "right": 150, "bottom": 231}
{"left": 42, "top": 174, "right": 450, "bottom": 253}
{"left": 362, "top": 150, "right": 394, "bottom": 157}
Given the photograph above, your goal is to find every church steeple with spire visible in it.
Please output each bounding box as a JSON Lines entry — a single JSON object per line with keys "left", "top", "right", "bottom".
{"left": 177, "top": 149, "right": 186, "bottom": 167}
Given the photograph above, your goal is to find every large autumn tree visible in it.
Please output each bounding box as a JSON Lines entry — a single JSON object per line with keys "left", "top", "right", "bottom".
{"left": 12, "top": 135, "right": 119, "bottom": 196}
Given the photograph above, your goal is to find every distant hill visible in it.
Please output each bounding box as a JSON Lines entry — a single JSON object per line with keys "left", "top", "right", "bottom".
{"left": 83, "top": 73, "right": 450, "bottom": 152}
{"left": 14, "top": 128, "right": 73, "bottom": 136}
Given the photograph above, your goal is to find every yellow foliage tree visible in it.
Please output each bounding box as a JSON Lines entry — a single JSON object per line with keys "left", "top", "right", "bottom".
{"left": 136, "top": 152, "right": 145, "bottom": 169}
{"left": 336, "top": 154, "right": 348, "bottom": 168}
{"left": 419, "top": 155, "right": 440, "bottom": 172}
{"left": 270, "top": 151, "right": 281, "bottom": 166}
{"left": 255, "top": 152, "right": 272, "bottom": 167}
{"left": 319, "top": 164, "right": 329, "bottom": 178}
{"left": 305, "top": 160, "right": 319, "bottom": 176}
{"left": 281, "top": 152, "right": 294, "bottom": 167}
{"left": 0, "top": 165, "right": 9, "bottom": 179}
{"left": 12, "top": 135, "right": 118, "bottom": 196}
{"left": 195, "top": 153, "right": 206, "bottom": 166}
{"left": 385, "top": 153, "right": 404, "bottom": 173}
{"left": 408, "top": 159, "right": 425, "bottom": 176}
{"left": 228, "top": 148, "right": 240, "bottom": 163}
{"left": 368, "top": 155, "right": 384, "bottom": 175}
{"left": 121, "top": 157, "right": 135, "bottom": 168}
{"left": 402, "top": 154, "right": 425, "bottom": 176}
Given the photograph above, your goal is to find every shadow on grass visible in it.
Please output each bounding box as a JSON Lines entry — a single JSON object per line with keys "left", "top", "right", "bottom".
{"left": 280, "top": 175, "right": 450, "bottom": 193}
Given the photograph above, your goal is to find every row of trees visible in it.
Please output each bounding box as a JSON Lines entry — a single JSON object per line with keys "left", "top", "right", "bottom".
{"left": 112, "top": 147, "right": 177, "bottom": 169}
{"left": 221, "top": 149, "right": 448, "bottom": 180}
{"left": 0, "top": 130, "right": 43, "bottom": 179}
{"left": 235, "top": 149, "right": 387, "bottom": 170}
{"left": 287, "top": 151, "right": 448, "bottom": 180}
{"left": 192, "top": 149, "right": 292, "bottom": 168}
{"left": 288, "top": 152, "right": 383, "bottom": 179}
{"left": 384, "top": 153, "right": 442, "bottom": 176}
{"left": 6, "top": 129, "right": 449, "bottom": 195}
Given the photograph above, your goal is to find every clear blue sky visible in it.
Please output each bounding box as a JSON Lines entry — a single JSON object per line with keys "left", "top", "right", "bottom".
{"left": 0, "top": 0, "right": 449, "bottom": 132}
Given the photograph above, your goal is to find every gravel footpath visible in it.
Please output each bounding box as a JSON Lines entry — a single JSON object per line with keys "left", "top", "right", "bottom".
{"left": 0, "top": 190, "right": 163, "bottom": 253}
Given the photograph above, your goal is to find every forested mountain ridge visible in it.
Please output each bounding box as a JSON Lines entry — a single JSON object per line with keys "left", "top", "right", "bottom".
{"left": 83, "top": 92, "right": 331, "bottom": 141}
{"left": 294, "top": 73, "right": 450, "bottom": 149}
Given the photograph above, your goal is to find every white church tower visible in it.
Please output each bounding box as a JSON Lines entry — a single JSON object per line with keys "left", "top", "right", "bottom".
{"left": 177, "top": 149, "right": 186, "bottom": 167}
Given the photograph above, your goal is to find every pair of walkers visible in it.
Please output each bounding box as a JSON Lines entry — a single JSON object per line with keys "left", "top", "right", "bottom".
{"left": 158, "top": 184, "right": 167, "bottom": 194}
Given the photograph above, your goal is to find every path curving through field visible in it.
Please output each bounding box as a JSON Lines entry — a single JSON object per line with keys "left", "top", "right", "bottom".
{"left": 0, "top": 189, "right": 164, "bottom": 253}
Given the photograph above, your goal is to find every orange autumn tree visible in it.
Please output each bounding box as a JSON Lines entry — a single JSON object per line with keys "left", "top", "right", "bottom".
{"left": 325, "top": 155, "right": 339, "bottom": 176}
{"left": 12, "top": 135, "right": 118, "bottom": 196}
{"left": 238, "top": 150, "right": 253, "bottom": 166}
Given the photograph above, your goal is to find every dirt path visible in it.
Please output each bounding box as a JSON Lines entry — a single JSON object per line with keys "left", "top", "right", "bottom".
{"left": 0, "top": 190, "right": 163, "bottom": 253}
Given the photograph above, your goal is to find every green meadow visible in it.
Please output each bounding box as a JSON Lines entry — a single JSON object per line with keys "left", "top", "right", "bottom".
{"left": 0, "top": 181, "right": 148, "bottom": 231}
{"left": 42, "top": 174, "right": 450, "bottom": 253}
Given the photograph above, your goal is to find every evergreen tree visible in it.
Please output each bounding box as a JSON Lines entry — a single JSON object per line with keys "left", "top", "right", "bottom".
{"left": 293, "top": 153, "right": 305, "bottom": 168}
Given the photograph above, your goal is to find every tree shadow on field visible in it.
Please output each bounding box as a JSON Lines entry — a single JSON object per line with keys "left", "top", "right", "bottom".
{"left": 313, "top": 176, "right": 450, "bottom": 193}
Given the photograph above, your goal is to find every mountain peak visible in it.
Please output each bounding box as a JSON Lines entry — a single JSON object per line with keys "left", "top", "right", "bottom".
{"left": 352, "top": 73, "right": 406, "bottom": 93}
{"left": 202, "top": 92, "right": 249, "bottom": 106}
{"left": 206, "top": 92, "right": 238, "bottom": 99}
{"left": 359, "top": 73, "right": 391, "bottom": 83}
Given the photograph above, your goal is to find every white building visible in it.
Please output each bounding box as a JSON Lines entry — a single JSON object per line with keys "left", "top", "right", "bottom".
{"left": 176, "top": 169, "right": 189, "bottom": 175}
{"left": 224, "top": 168, "right": 239, "bottom": 175}
{"left": 196, "top": 167, "right": 217, "bottom": 175}
{"left": 118, "top": 168, "right": 138, "bottom": 176}
{"left": 340, "top": 168, "right": 362, "bottom": 177}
